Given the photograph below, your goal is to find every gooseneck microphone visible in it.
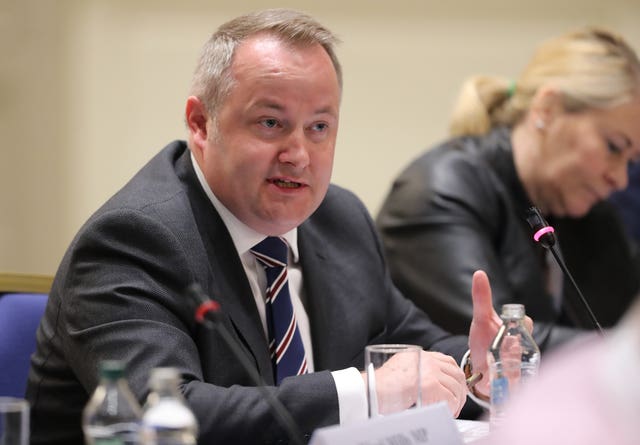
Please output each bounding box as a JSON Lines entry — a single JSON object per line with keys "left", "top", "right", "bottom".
{"left": 525, "top": 206, "right": 604, "bottom": 335}
{"left": 186, "top": 283, "right": 305, "bottom": 445}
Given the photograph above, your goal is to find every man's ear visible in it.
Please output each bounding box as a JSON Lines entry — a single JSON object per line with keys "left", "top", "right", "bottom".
{"left": 186, "top": 96, "right": 209, "bottom": 153}
{"left": 530, "top": 86, "right": 564, "bottom": 128}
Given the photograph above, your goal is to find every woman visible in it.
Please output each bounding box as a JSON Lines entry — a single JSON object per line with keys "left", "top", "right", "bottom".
{"left": 377, "top": 27, "right": 640, "bottom": 350}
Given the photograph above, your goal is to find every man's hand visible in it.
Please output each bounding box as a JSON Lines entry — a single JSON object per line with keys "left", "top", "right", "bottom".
{"left": 468, "top": 270, "right": 534, "bottom": 397}
{"left": 419, "top": 351, "right": 467, "bottom": 417}
{"left": 362, "top": 350, "right": 466, "bottom": 417}
{"left": 468, "top": 270, "right": 502, "bottom": 397}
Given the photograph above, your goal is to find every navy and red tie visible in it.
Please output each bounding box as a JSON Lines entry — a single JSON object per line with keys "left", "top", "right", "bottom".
{"left": 251, "top": 236, "right": 308, "bottom": 384}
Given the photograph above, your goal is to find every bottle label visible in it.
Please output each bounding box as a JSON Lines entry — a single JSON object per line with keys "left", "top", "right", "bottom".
{"left": 490, "top": 376, "right": 509, "bottom": 406}
{"left": 86, "top": 423, "right": 141, "bottom": 445}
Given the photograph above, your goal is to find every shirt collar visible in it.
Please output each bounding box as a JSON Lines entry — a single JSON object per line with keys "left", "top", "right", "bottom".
{"left": 190, "top": 152, "right": 299, "bottom": 261}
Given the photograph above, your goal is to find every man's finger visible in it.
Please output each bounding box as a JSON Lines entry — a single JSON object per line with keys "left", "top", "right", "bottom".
{"left": 471, "top": 270, "right": 493, "bottom": 320}
{"left": 523, "top": 315, "right": 534, "bottom": 333}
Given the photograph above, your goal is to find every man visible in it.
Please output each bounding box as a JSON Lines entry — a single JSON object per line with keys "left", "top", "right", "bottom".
{"left": 27, "top": 9, "right": 499, "bottom": 444}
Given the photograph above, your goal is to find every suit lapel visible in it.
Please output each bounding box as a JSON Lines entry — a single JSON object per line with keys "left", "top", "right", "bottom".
{"left": 207, "top": 221, "right": 275, "bottom": 384}
{"left": 298, "top": 224, "right": 361, "bottom": 371}
{"left": 180, "top": 155, "right": 274, "bottom": 384}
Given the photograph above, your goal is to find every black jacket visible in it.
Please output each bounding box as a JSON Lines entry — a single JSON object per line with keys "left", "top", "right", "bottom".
{"left": 377, "top": 127, "right": 640, "bottom": 351}
{"left": 27, "top": 141, "right": 468, "bottom": 445}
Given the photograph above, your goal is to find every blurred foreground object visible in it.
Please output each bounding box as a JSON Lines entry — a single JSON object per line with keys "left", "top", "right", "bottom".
{"left": 142, "top": 368, "right": 198, "bottom": 445}
{"left": 83, "top": 360, "right": 142, "bottom": 445}
{"left": 479, "top": 297, "right": 640, "bottom": 445}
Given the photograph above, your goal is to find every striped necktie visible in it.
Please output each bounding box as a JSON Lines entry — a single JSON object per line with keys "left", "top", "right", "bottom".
{"left": 251, "top": 236, "right": 308, "bottom": 384}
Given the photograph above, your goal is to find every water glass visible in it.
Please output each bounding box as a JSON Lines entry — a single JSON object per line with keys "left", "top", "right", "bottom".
{"left": 365, "top": 344, "right": 421, "bottom": 418}
{"left": 0, "top": 397, "right": 29, "bottom": 445}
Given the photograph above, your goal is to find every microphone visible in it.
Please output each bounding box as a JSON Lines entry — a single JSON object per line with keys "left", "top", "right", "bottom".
{"left": 525, "top": 206, "right": 604, "bottom": 335}
{"left": 186, "top": 283, "right": 305, "bottom": 445}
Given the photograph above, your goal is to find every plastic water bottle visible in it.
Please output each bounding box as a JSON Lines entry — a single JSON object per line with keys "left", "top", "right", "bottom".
{"left": 82, "top": 360, "right": 143, "bottom": 445}
{"left": 141, "top": 368, "right": 198, "bottom": 445}
{"left": 487, "top": 304, "right": 540, "bottom": 429}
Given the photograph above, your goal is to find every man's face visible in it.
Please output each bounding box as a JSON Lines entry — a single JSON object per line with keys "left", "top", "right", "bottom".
{"left": 199, "top": 35, "right": 340, "bottom": 235}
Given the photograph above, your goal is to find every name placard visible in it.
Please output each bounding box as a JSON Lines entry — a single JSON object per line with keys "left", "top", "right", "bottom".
{"left": 309, "top": 402, "right": 464, "bottom": 445}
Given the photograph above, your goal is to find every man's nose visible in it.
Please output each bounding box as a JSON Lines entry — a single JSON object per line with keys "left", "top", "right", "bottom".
{"left": 278, "top": 129, "right": 310, "bottom": 169}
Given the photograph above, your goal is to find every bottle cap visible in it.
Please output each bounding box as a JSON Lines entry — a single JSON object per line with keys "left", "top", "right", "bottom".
{"left": 500, "top": 303, "right": 525, "bottom": 320}
{"left": 149, "top": 367, "right": 180, "bottom": 390}
{"left": 99, "top": 360, "right": 125, "bottom": 380}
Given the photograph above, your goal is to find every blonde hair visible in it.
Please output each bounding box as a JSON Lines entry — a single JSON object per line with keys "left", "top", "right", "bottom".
{"left": 190, "top": 9, "right": 342, "bottom": 118}
{"left": 449, "top": 27, "right": 640, "bottom": 137}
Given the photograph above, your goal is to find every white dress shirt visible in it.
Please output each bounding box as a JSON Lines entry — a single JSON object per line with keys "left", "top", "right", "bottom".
{"left": 191, "top": 153, "right": 367, "bottom": 425}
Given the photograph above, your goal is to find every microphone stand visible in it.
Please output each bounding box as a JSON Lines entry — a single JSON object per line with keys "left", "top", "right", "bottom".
{"left": 187, "top": 283, "right": 306, "bottom": 445}
{"left": 526, "top": 207, "right": 604, "bottom": 336}
{"left": 546, "top": 244, "right": 604, "bottom": 334}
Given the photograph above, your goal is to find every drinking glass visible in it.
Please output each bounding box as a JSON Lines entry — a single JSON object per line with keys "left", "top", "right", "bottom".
{"left": 365, "top": 344, "right": 421, "bottom": 418}
{"left": 0, "top": 397, "right": 29, "bottom": 445}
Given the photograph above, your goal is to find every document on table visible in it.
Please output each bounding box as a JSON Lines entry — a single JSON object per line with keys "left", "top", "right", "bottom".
{"left": 455, "top": 419, "right": 489, "bottom": 443}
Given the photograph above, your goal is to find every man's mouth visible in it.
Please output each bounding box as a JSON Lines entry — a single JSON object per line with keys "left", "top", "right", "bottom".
{"left": 270, "top": 179, "right": 302, "bottom": 189}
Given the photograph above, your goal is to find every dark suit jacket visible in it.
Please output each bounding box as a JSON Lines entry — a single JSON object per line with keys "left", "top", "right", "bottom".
{"left": 27, "top": 141, "right": 468, "bottom": 444}
{"left": 377, "top": 127, "right": 640, "bottom": 351}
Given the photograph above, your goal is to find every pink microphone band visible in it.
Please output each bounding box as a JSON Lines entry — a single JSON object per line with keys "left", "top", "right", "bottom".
{"left": 533, "top": 226, "right": 555, "bottom": 242}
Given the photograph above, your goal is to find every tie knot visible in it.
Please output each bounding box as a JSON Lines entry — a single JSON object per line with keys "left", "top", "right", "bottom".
{"left": 251, "top": 236, "right": 288, "bottom": 268}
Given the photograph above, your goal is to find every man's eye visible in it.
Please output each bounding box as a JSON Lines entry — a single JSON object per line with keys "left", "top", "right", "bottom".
{"left": 261, "top": 119, "right": 279, "bottom": 129}
{"left": 311, "top": 122, "right": 328, "bottom": 132}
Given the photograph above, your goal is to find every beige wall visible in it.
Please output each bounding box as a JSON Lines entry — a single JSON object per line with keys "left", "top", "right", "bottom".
{"left": 2, "top": 0, "right": 639, "bottom": 275}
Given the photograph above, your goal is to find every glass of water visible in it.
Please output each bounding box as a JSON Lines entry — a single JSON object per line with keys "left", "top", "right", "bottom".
{"left": 0, "top": 397, "right": 29, "bottom": 445}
